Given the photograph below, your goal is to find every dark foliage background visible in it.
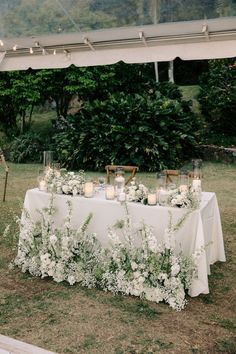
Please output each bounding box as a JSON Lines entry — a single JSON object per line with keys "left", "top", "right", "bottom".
{"left": 198, "top": 58, "right": 236, "bottom": 136}
{"left": 52, "top": 87, "right": 200, "bottom": 171}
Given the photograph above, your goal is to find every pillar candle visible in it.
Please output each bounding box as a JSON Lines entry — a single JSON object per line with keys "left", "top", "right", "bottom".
{"left": 192, "top": 179, "right": 201, "bottom": 191}
{"left": 118, "top": 192, "right": 126, "bottom": 202}
{"left": 84, "top": 182, "right": 94, "bottom": 198}
{"left": 105, "top": 185, "right": 115, "bottom": 200}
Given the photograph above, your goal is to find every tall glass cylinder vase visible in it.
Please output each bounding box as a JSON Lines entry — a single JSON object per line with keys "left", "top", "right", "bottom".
{"left": 43, "top": 151, "right": 53, "bottom": 168}
{"left": 192, "top": 159, "right": 202, "bottom": 179}
{"left": 114, "top": 167, "right": 125, "bottom": 198}
{"left": 179, "top": 169, "right": 189, "bottom": 192}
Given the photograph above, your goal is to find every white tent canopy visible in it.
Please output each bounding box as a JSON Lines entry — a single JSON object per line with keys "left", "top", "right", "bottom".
{"left": 0, "top": 0, "right": 235, "bottom": 71}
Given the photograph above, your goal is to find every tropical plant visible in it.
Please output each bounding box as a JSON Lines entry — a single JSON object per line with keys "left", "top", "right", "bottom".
{"left": 9, "top": 131, "right": 46, "bottom": 162}
{"left": 52, "top": 86, "right": 200, "bottom": 171}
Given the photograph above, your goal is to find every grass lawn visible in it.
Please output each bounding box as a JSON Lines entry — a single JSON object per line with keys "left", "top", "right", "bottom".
{"left": 0, "top": 162, "right": 236, "bottom": 354}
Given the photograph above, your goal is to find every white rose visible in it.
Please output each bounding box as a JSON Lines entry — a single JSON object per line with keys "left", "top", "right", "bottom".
{"left": 49, "top": 234, "right": 57, "bottom": 244}
{"left": 62, "top": 185, "right": 69, "bottom": 194}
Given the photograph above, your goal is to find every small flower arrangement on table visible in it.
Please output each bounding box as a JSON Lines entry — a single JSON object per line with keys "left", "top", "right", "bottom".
{"left": 46, "top": 170, "right": 86, "bottom": 196}
{"left": 168, "top": 187, "right": 199, "bottom": 209}
{"left": 125, "top": 178, "right": 148, "bottom": 204}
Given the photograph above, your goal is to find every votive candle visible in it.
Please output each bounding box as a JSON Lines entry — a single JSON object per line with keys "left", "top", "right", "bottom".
{"left": 39, "top": 180, "right": 47, "bottom": 192}
{"left": 148, "top": 193, "right": 157, "bottom": 205}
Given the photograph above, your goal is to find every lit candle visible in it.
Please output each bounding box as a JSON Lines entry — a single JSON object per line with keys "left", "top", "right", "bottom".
{"left": 105, "top": 185, "right": 115, "bottom": 200}
{"left": 192, "top": 179, "right": 201, "bottom": 191}
{"left": 148, "top": 193, "right": 157, "bottom": 205}
{"left": 179, "top": 184, "right": 188, "bottom": 193}
{"left": 158, "top": 189, "right": 169, "bottom": 206}
{"left": 118, "top": 192, "right": 126, "bottom": 202}
{"left": 84, "top": 182, "right": 94, "bottom": 198}
{"left": 39, "top": 180, "right": 47, "bottom": 192}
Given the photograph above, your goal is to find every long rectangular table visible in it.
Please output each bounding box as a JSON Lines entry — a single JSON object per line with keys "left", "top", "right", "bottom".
{"left": 21, "top": 189, "right": 226, "bottom": 297}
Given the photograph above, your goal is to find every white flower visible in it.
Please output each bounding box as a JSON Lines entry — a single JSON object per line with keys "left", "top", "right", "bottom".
{"left": 49, "top": 234, "right": 57, "bottom": 244}
{"left": 133, "top": 270, "right": 141, "bottom": 278}
{"left": 68, "top": 275, "right": 76, "bottom": 285}
{"left": 62, "top": 185, "right": 69, "bottom": 194}
{"left": 131, "top": 261, "right": 138, "bottom": 270}
{"left": 171, "top": 263, "right": 180, "bottom": 276}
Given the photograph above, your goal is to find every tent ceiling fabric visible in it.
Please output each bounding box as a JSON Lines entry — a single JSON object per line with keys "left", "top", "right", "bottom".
{"left": 0, "top": 0, "right": 235, "bottom": 70}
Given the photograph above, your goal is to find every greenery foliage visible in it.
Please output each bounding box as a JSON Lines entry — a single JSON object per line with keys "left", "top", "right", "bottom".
{"left": 198, "top": 58, "right": 236, "bottom": 135}
{"left": 52, "top": 87, "right": 200, "bottom": 171}
{"left": 9, "top": 131, "right": 46, "bottom": 163}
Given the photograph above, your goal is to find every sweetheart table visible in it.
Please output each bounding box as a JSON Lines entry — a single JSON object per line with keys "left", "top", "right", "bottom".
{"left": 20, "top": 188, "right": 226, "bottom": 297}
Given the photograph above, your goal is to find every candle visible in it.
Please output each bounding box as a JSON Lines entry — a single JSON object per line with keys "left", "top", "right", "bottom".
{"left": 105, "top": 185, "right": 115, "bottom": 200}
{"left": 179, "top": 184, "right": 188, "bottom": 193}
{"left": 148, "top": 193, "right": 157, "bottom": 205}
{"left": 118, "top": 192, "right": 126, "bottom": 202}
{"left": 84, "top": 182, "right": 94, "bottom": 198}
{"left": 39, "top": 180, "right": 47, "bottom": 192}
{"left": 192, "top": 179, "right": 201, "bottom": 191}
{"left": 159, "top": 189, "right": 169, "bottom": 206}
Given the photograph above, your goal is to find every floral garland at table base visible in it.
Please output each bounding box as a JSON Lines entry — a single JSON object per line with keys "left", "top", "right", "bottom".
{"left": 13, "top": 198, "right": 200, "bottom": 311}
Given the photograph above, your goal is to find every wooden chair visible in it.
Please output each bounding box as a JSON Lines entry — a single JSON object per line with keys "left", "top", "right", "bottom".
{"left": 162, "top": 169, "right": 203, "bottom": 187}
{"left": 162, "top": 169, "right": 179, "bottom": 184}
{"left": 105, "top": 165, "right": 139, "bottom": 185}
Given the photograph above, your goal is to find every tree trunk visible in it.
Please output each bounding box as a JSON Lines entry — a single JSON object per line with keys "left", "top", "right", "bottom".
{"left": 28, "top": 104, "right": 34, "bottom": 128}
{"left": 20, "top": 111, "right": 26, "bottom": 134}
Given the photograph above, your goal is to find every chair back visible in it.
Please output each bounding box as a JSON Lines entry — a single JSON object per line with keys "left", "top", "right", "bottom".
{"left": 105, "top": 165, "right": 139, "bottom": 185}
{"left": 162, "top": 169, "right": 179, "bottom": 184}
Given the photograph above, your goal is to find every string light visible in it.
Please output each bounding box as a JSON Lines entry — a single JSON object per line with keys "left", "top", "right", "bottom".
{"left": 63, "top": 49, "right": 71, "bottom": 58}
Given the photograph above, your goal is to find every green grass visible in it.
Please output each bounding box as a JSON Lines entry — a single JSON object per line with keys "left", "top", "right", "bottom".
{"left": 0, "top": 161, "right": 236, "bottom": 354}
{"left": 216, "top": 337, "right": 236, "bottom": 353}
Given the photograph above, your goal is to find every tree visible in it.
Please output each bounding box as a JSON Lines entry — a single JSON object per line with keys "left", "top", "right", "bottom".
{"left": 9, "top": 70, "right": 41, "bottom": 133}
{"left": 0, "top": 72, "right": 17, "bottom": 133}
{"left": 199, "top": 58, "right": 236, "bottom": 135}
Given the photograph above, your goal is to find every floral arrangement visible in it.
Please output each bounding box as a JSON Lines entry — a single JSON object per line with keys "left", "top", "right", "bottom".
{"left": 168, "top": 188, "right": 199, "bottom": 209}
{"left": 45, "top": 169, "right": 86, "bottom": 196}
{"left": 11, "top": 199, "right": 201, "bottom": 311}
{"left": 125, "top": 178, "right": 148, "bottom": 204}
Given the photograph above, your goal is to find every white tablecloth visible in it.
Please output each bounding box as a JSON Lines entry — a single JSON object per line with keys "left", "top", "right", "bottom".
{"left": 21, "top": 189, "right": 226, "bottom": 297}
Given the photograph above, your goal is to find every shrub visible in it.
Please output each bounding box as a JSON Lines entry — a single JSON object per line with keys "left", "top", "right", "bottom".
{"left": 198, "top": 58, "right": 236, "bottom": 136}
{"left": 52, "top": 85, "right": 201, "bottom": 171}
{"left": 9, "top": 132, "right": 46, "bottom": 163}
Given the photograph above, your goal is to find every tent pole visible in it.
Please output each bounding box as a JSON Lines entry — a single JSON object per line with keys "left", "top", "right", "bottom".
{"left": 154, "top": 61, "right": 159, "bottom": 82}
{"left": 3, "top": 170, "right": 8, "bottom": 202}
{"left": 153, "top": 0, "right": 160, "bottom": 82}
{"left": 0, "top": 148, "right": 9, "bottom": 202}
